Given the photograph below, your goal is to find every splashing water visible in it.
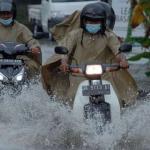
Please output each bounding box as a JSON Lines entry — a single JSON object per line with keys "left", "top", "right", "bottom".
{"left": 0, "top": 81, "right": 149, "bottom": 150}
{"left": 37, "top": 34, "right": 150, "bottom": 150}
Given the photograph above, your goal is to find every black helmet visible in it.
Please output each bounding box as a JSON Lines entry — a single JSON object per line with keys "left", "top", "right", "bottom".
{"left": 97, "top": 2, "right": 116, "bottom": 30}
{"left": 80, "top": 3, "right": 107, "bottom": 34}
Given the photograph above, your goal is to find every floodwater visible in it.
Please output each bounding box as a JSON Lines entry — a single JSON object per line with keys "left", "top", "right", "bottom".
{"left": 0, "top": 39, "right": 149, "bottom": 150}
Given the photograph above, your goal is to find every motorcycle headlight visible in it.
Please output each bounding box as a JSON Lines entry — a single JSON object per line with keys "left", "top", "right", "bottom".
{"left": 0, "top": 72, "right": 8, "bottom": 82}
{"left": 85, "top": 65, "right": 103, "bottom": 75}
{"left": 16, "top": 74, "right": 23, "bottom": 81}
{"left": 14, "top": 68, "right": 25, "bottom": 82}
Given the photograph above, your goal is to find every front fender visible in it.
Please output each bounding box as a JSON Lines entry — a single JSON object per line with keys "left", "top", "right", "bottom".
{"left": 73, "top": 80, "right": 121, "bottom": 123}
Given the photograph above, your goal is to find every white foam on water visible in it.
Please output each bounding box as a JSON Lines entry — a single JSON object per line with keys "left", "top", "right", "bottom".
{"left": 0, "top": 81, "right": 149, "bottom": 150}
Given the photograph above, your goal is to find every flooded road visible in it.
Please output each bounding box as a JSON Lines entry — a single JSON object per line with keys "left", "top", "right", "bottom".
{"left": 0, "top": 39, "right": 149, "bottom": 150}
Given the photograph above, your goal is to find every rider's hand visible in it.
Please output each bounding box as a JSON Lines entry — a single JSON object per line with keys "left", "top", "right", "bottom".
{"left": 119, "top": 59, "right": 129, "bottom": 68}
{"left": 59, "top": 58, "right": 69, "bottom": 73}
{"left": 116, "top": 53, "right": 129, "bottom": 68}
{"left": 31, "top": 47, "right": 41, "bottom": 54}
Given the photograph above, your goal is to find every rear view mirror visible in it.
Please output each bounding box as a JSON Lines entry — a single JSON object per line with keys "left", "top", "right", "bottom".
{"left": 119, "top": 43, "right": 132, "bottom": 52}
{"left": 55, "top": 46, "right": 68, "bottom": 54}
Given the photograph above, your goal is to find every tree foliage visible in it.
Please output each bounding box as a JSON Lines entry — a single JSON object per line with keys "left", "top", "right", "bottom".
{"left": 128, "top": 52, "right": 150, "bottom": 77}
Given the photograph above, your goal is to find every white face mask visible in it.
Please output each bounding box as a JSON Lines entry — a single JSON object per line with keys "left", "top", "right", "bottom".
{"left": 85, "top": 23, "right": 102, "bottom": 34}
{"left": 0, "top": 17, "right": 13, "bottom": 26}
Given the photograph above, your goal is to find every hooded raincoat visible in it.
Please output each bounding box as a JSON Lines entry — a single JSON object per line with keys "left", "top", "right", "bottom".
{"left": 50, "top": 2, "right": 116, "bottom": 42}
{"left": 42, "top": 28, "right": 138, "bottom": 107}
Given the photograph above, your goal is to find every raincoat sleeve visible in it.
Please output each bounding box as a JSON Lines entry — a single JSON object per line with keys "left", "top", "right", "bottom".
{"left": 43, "top": 30, "right": 77, "bottom": 66}
{"left": 18, "top": 24, "right": 41, "bottom": 49}
{"left": 107, "top": 31, "right": 120, "bottom": 55}
{"left": 17, "top": 23, "right": 42, "bottom": 65}
{"left": 41, "top": 30, "right": 78, "bottom": 96}
{"left": 58, "top": 30, "right": 78, "bottom": 60}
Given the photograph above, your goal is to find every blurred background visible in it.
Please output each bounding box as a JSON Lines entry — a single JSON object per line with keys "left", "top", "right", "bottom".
{"left": 15, "top": 0, "right": 41, "bottom": 27}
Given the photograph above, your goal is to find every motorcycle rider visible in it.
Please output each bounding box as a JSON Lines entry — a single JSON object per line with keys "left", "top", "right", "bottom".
{"left": 0, "top": 0, "right": 42, "bottom": 78}
{"left": 42, "top": 3, "right": 138, "bottom": 107}
{"left": 50, "top": 1, "right": 115, "bottom": 42}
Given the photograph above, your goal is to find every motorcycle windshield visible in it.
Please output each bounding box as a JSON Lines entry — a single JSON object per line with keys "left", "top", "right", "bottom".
{"left": 0, "top": 42, "right": 28, "bottom": 55}
{"left": 0, "top": 59, "right": 23, "bottom": 66}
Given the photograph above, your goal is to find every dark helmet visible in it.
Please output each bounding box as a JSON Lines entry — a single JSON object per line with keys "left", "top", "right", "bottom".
{"left": 80, "top": 3, "right": 107, "bottom": 34}
{"left": 97, "top": 1, "right": 116, "bottom": 30}
{"left": 0, "top": 1, "right": 13, "bottom": 12}
{"left": 0, "top": 0, "right": 16, "bottom": 19}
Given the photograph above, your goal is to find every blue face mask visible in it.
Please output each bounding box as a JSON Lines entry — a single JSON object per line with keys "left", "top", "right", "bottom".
{"left": 85, "top": 23, "right": 101, "bottom": 34}
{"left": 0, "top": 17, "right": 13, "bottom": 26}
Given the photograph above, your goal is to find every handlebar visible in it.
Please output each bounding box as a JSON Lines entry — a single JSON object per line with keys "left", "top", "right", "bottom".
{"left": 62, "top": 63, "right": 129, "bottom": 79}
{"left": 0, "top": 42, "right": 30, "bottom": 55}
{"left": 69, "top": 63, "right": 128, "bottom": 74}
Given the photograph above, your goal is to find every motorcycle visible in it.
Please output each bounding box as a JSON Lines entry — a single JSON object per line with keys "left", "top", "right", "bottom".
{"left": 55, "top": 44, "right": 132, "bottom": 133}
{"left": 0, "top": 42, "right": 33, "bottom": 96}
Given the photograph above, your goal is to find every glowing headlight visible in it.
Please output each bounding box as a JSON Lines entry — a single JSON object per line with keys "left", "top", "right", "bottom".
{"left": 0, "top": 72, "right": 8, "bottom": 81}
{"left": 85, "top": 65, "right": 103, "bottom": 75}
{"left": 14, "top": 68, "right": 24, "bottom": 82}
{"left": 15, "top": 74, "right": 23, "bottom": 81}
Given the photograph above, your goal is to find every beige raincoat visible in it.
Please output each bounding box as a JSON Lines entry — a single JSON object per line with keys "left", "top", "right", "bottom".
{"left": 0, "top": 21, "right": 42, "bottom": 78}
{"left": 50, "top": 11, "right": 80, "bottom": 42}
{"left": 42, "top": 28, "right": 138, "bottom": 107}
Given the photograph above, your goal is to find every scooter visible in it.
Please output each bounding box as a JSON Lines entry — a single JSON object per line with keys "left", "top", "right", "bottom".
{"left": 55, "top": 44, "right": 132, "bottom": 133}
{"left": 71, "top": 64, "right": 121, "bottom": 128}
{"left": 0, "top": 42, "right": 31, "bottom": 95}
